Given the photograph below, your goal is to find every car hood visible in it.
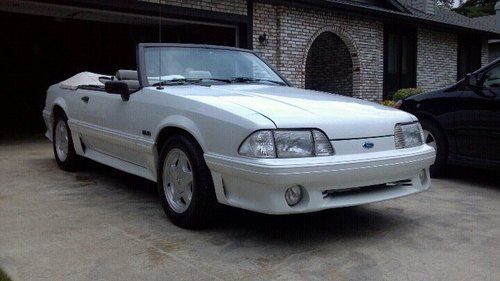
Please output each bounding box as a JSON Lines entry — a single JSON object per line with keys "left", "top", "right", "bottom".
{"left": 168, "top": 84, "right": 416, "bottom": 140}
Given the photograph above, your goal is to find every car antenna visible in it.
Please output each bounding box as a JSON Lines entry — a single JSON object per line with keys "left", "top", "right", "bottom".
{"left": 156, "top": 0, "right": 164, "bottom": 90}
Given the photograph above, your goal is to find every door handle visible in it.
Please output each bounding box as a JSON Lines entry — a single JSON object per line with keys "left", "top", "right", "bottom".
{"left": 81, "top": 96, "right": 89, "bottom": 103}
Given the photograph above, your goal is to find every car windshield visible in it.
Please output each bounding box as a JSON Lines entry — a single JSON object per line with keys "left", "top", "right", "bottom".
{"left": 143, "top": 46, "right": 286, "bottom": 86}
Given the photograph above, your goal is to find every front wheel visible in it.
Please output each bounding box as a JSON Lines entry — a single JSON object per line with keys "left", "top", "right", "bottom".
{"left": 157, "top": 135, "right": 217, "bottom": 229}
{"left": 420, "top": 119, "right": 447, "bottom": 177}
{"left": 53, "top": 114, "right": 79, "bottom": 171}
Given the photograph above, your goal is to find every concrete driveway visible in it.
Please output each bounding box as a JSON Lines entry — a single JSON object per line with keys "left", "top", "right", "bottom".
{"left": 0, "top": 138, "right": 499, "bottom": 281}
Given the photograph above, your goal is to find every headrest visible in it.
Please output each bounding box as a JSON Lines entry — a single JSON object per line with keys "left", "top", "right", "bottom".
{"left": 115, "top": 70, "right": 138, "bottom": 81}
{"left": 186, "top": 71, "right": 212, "bottom": 79}
{"left": 124, "top": 80, "right": 140, "bottom": 91}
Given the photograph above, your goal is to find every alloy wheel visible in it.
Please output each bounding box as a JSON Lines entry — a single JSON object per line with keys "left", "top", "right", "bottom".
{"left": 55, "top": 120, "right": 69, "bottom": 162}
{"left": 162, "top": 148, "right": 194, "bottom": 213}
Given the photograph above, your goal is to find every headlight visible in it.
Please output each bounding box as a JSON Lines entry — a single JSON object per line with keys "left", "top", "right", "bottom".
{"left": 238, "top": 130, "right": 275, "bottom": 158}
{"left": 239, "top": 129, "right": 334, "bottom": 158}
{"left": 395, "top": 122, "right": 424, "bottom": 149}
{"left": 274, "top": 130, "right": 314, "bottom": 158}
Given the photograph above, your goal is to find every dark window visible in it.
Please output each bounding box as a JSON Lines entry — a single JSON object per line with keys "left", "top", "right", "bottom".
{"left": 457, "top": 36, "right": 482, "bottom": 80}
{"left": 383, "top": 25, "right": 417, "bottom": 99}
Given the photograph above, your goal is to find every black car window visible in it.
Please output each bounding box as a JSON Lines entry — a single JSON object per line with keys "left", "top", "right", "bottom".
{"left": 483, "top": 64, "right": 500, "bottom": 88}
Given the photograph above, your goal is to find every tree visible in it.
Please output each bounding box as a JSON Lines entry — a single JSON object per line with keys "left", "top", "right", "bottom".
{"left": 437, "top": 0, "right": 455, "bottom": 8}
{"left": 438, "top": 0, "right": 467, "bottom": 9}
{"left": 453, "top": 0, "right": 496, "bottom": 17}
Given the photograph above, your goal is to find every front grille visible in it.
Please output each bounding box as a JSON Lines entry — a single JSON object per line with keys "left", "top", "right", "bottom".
{"left": 322, "top": 179, "right": 412, "bottom": 199}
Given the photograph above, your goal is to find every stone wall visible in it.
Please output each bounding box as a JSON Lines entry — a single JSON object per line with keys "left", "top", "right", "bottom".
{"left": 253, "top": 3, "right": 384, "bottom": 101}
{"left": 416, "top": 28, "right": 458, "bottom": 91}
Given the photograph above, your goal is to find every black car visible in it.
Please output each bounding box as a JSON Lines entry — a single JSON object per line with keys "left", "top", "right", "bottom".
{"left": 399, "top": 59, "right": 500, "bottom": 176}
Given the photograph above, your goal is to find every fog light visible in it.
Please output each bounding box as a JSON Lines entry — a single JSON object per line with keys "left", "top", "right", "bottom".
{"left": 285, "top": 185, "right": 303, "bottom": 206}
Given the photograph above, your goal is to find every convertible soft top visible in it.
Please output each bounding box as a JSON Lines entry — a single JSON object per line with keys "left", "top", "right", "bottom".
{"left": 59, "top": 72, "right": 110, "bottom": 90}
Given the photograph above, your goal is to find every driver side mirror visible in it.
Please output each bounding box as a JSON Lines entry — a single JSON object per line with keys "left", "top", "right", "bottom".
{"left": 466, "top": 73, "right": 478, "bottom": 88}
{"left": 105, "top": 81, "right": 130, "bottom": 101}
{"left": 465, "top": 72, "right": 485, "bottom": 90}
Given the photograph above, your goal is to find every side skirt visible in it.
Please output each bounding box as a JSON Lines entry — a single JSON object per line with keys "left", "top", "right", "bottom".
{"left": 83, "top": 148, "right": 157, "bottom": 182}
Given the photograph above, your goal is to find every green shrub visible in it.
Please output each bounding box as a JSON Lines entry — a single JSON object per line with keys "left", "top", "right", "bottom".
{"left": 392, "top": 88, "right": 424, "bottom": 102}
{"left": 379, "top": 100, "right": 396, "bottom": 107}
{"left": 0, "top": 268, "right": 11, "bottom": 281}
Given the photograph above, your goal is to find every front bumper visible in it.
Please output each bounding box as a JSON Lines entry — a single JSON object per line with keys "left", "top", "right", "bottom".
{"left": 205, "top": 145, "right": 436, "bottom": 214}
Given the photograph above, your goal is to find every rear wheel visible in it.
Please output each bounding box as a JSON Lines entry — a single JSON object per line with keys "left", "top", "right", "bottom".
{"left": 420, "top": 119, "right": 447, "bottom": 177}
{"left": 157, "top": 135, "right": 217, "bottom": 229}
{"left": 53, "top": 113, "right": 79, "bottom": 171}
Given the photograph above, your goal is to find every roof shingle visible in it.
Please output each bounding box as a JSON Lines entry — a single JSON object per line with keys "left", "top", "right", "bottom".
{"left": 321, "top": 0, "right": 500, "bottom": 34}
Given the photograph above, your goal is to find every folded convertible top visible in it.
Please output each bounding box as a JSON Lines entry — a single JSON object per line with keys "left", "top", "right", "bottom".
{"left": 59, "top": 72, "right": 110, "bottom": 90}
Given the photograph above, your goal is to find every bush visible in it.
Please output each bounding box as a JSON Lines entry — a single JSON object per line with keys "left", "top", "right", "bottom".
{"left": 379, "top": 100, "right": 396, "bottom": 107}
{"left": 392, "top": 88, "right": 424, "bottom": 102}
{"left": 0, "top": 268, "right": 11, "bottom": 281}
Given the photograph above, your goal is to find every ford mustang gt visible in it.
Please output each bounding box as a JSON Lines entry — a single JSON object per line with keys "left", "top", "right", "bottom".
{"left": 43, "top": 43, "right": 435, "bottom": 228}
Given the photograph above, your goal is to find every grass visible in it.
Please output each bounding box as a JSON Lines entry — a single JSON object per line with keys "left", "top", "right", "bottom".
{"left": 0, "top": 268, "right": 11, "bottom": 281}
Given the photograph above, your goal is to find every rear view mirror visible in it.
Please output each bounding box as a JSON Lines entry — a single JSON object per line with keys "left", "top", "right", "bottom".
{"left": 105, "top": 81, "right": 130, "bottom": 101}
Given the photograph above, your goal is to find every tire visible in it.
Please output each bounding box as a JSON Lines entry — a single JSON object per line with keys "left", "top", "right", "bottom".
{"left": 53, "top": 113, "right": 79, "bottom": 171}
{"left": 420, "top": 119, "right": 447, "bottom": 177}
{"left": 157, "top": 135, "right": 218, "bottom": 229}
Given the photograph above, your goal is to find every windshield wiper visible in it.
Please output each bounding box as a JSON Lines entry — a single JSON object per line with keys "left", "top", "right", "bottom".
{"left": 152, "top": 77, "right": 285, "bottom": 87}
{"left": 205, "top": 78, "right": 232, "bottom": 83}
{"left": 231, "top": 77, "right": 287, "bottom": 86}
{"left": 153, "top": 78, "right": 202, "bottom": 87}
{"left": 153, "top": 78, "right": 232, "bottom": 87}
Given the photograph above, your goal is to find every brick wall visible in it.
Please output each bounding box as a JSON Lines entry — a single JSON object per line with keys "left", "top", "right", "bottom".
{"left": 253, "top": 3, "right": 279, "bottom": 67}
{"left": 137, "top": 1, "right": 489, "bottom": 100}
{"left": 482, "top": 39, "right": 489, "bottom": 67}
{"left": 140, "top": 0, "right": 247, "bottom": 15}
{"left": 305, "top": 32, "right": 353, "bottom": 95}
{"left": 416, "top": 28, "right": 458, "bottom": 91}
{"left": 253, "top": 3, "right": 384, "bottom": 101}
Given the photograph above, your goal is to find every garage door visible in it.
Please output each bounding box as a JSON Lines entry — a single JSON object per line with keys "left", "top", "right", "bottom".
{"left": 0, "top": 2, "right": 240, "bottom": 138}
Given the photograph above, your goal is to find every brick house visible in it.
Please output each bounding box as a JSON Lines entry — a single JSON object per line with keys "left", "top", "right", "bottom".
{"left": 1, "top": 0, "right": 499, "bottom": 133}
{"left": 252, "top": 0, "right": 498, "bottom": 100}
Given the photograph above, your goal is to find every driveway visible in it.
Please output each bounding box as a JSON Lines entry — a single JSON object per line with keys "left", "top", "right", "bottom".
{"left": 0, "top": 138, "right": 499, "bottom": 281}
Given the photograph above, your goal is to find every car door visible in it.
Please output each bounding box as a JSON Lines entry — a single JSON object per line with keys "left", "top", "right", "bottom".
{"left": 77, "top": 88, "right": 145, "bottom": 166}
{"left": 453, "top": 64, "right": 500, "bottom": 162}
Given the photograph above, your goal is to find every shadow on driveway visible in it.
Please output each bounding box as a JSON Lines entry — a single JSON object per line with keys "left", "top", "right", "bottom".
{"left": 443, "top": 165, "right": 500, "bottom": 191}
{"left": 74, "top": 158, "right": 428, "bottom": 244}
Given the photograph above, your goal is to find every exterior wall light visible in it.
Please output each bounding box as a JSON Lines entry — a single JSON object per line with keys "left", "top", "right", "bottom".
{"left": 258, "top": 33, "right": 268, "bottom": 46}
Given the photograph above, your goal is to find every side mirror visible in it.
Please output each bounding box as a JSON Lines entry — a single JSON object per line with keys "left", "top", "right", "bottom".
{"left": 466, "top": 73, "right": 478, "bottom": 88}
{"left": 105, "top": 81, "right": 130, "bottom": 101}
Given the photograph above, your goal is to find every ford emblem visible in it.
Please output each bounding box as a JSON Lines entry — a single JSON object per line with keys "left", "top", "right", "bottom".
{"left": 363, "top": 142, "right": 375, "bottom": 150}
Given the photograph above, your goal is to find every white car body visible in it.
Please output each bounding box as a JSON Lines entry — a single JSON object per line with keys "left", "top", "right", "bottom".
{"left": 43, "top": 45, "right": 435, "bottom": 215}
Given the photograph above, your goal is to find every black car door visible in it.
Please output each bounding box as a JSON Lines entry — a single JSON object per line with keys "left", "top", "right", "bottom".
{"left": 453, "top": 64, "right": 500, "bottom": 162}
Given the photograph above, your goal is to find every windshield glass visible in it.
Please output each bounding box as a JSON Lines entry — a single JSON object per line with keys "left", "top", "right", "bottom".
{"left": 143, "top": 47, "right": 285, "bottom": 85}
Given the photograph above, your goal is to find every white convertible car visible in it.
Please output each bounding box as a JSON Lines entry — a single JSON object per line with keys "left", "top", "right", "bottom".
{"left": 43, "top": 43, "right": 435, "bottom": 228}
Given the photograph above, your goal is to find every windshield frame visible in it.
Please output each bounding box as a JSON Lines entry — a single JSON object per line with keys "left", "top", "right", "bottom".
{"left": 136, "top": 43, "right": 292, "bottom": 88}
